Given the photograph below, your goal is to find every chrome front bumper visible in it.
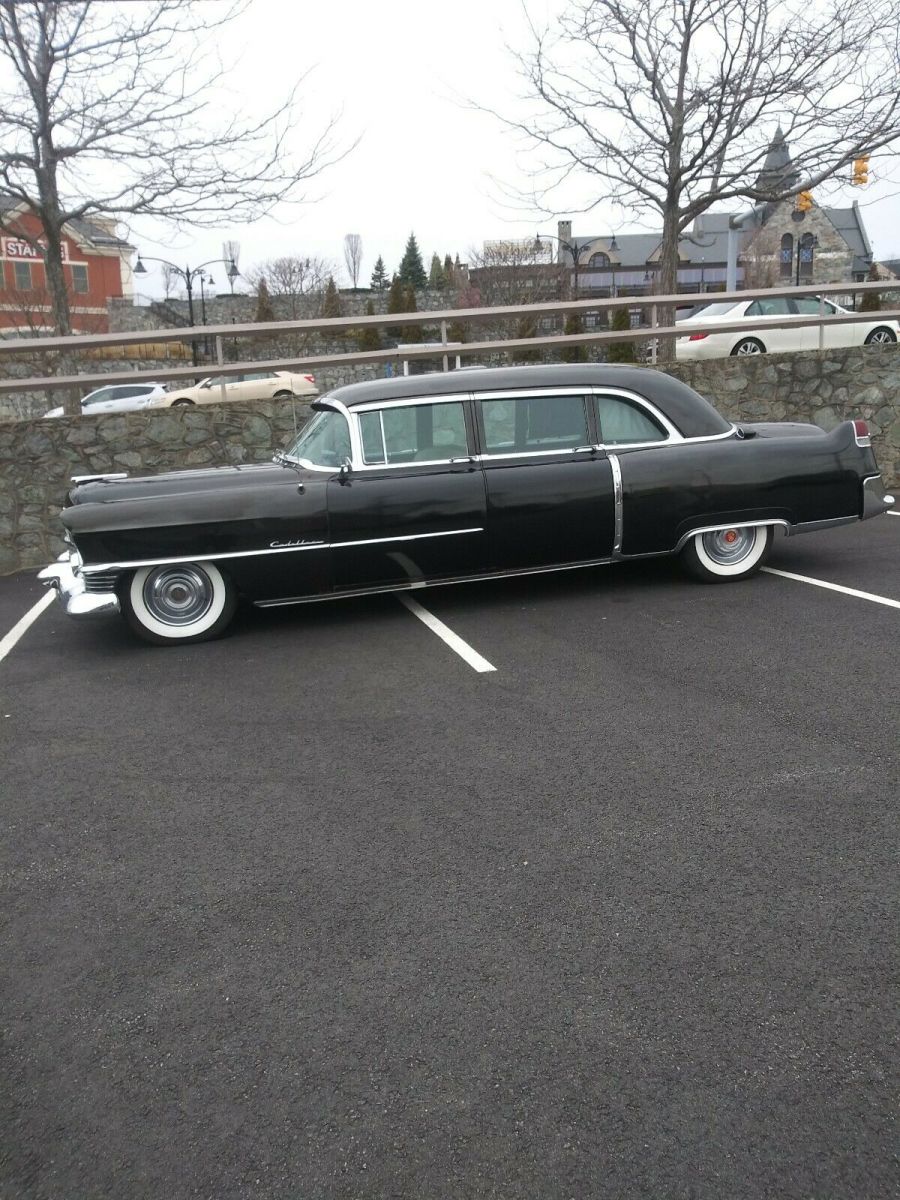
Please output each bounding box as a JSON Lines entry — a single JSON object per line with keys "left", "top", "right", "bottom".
{"left": 863, "top": 475, "right": 896, "bottom": 520}
{"left": 38, "top": 551, "right": 120, "bottom": 620}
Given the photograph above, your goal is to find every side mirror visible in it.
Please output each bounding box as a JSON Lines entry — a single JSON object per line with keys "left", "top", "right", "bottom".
{"left": 339, "top": 456, "right": 352, "bottom": 484}
{"left": 201, "top": 379, "right": 212, "bottom": 389}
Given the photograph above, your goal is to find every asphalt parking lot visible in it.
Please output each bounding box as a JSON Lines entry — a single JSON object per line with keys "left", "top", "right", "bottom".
{"left": 1, "top": 516, "right": 898, "bottom": 1200}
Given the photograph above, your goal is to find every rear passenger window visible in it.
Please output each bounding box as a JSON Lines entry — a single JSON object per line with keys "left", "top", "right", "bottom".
{"left": 358, "top": 402, "right": 469, "bottom": 465}
{"left": 594, "top": 394, "right": 666, "bottom": 445}
{"left": 479, "top": 394, "right": 588, "bottom": 454}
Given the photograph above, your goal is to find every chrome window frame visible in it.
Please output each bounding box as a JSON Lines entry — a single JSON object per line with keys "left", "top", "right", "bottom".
{"left": 473, "top": 387, "right": 594, "bottom": 460}
{"left": 349, "top": 393, "right": 474, "bottom": 471}
{"left": 589, "top": 386, "right": 677, "bottom": 450}
{"left": 281, "top": 399, "right": 356, "bottom": 473}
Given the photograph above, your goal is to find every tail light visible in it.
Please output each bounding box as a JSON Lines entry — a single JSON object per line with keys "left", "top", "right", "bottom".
{"left": 303, "top": 374, "right": 315, "bottom": 384}
{"left": 688, "top": 332, "right": 709, "bottom": 341}
{"left": 853, "top": 419, "right": 871, "bottom": 447}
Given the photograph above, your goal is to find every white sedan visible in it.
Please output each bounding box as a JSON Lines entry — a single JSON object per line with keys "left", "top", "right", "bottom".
{"left": 45, "top": 381, "right": 168, "bottom": 418}
{"left": 166, "top": 369, "right": 318, "bottom": 406}
{"left": 676, "top": 297, "right": 899, "bottom": 359}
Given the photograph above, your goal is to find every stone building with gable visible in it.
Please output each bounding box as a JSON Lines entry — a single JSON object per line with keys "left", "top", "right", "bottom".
{"left": 541, "top": 131, "right": 874, "bottom": 299}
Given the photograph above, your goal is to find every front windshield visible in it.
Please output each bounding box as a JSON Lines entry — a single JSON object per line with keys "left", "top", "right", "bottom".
{"left": 286, "top": 409, "right": 351, "bottom": 468}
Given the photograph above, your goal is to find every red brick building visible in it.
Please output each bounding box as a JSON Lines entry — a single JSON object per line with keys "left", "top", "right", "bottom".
{"left": 0, "top": 198, "right": 134, "bottom": 333}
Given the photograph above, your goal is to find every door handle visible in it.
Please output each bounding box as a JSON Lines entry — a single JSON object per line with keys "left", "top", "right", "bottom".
{"left": 573, "top": 445, "right": 600, "bottom": 455}
{"left": 450, "top": 456, "right": 477, "bottom": 468}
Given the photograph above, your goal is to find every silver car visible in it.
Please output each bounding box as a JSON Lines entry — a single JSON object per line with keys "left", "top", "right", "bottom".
{"left": 45, "top": 382, "right": 168, "bottom": 418}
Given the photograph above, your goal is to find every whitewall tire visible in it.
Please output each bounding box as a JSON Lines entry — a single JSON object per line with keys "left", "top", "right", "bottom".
{"left": 680, "top": 525, "right": 773, "bottom": 583}
{"left": 122, "top": 562, "right": 236, "bottom": 644}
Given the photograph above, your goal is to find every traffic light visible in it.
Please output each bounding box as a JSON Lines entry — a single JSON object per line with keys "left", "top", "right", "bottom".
{"left": 852, "top": 156, "right": 870, "bottom": 186}
{"left": 795, "top": 190, "right": 814, "bottom": 213}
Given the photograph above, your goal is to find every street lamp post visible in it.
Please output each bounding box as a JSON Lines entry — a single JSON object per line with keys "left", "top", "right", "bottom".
{"left": 133, "top": 254, "right": 240, "bottom": 367}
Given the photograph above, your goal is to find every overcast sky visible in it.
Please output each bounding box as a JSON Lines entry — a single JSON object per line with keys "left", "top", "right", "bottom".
{"left": 132, "top": 0, "right": 900, "bottom": 298}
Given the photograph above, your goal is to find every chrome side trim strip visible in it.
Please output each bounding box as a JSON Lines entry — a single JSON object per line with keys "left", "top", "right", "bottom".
{"left": 79, "top": 527, "right": 483, "bottom": 574}
{"left": 255, "top": 554, "right": 617, "bottom": 608}
{"left": 71, "top": 472, "right": 129, "bottom": 485}
{"left": 608, "top": 453, "right": 624, "bottom": 558}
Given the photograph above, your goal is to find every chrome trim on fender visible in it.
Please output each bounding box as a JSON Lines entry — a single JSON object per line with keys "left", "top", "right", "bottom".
{"left": 670, "top": 519, "right": 789, "bottom": 555}
{"left": 71, "top": 472, "right": 129, "bottom": 485}
{"left": 38, "top": 552, "right": 120, "bottom": 620}
{"left": 785, "top": 515, "right": 858, "bottom": 536}
{"left": 862, "top": 474, "right": 895, "bottom": 520}
{"left": 608, "top": 453, "right": 624, "bottom": 558}
{"left": 78, "top": 527, "right": 483, "bottom": 575}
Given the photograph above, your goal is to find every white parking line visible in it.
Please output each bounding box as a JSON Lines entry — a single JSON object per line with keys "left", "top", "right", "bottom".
{"left": 0, "top": 591, "right": 55, "bottom": 665}
{"left": 397, "top": 594, "right": 496, "bottom": 673}
{"left": 762, "top": 567, "right": 900, "bottom": 610}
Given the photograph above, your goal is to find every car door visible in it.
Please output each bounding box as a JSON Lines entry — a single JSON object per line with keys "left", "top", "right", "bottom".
{"left": 326, "top": 395, "right": 488, "bottom": 591}
{"left": 474, "top": 388, "right": 616, "bottom": 571}
{"left": 104, "top": 385, "right": 153, "bottom": 413}
{"left": 742, "top": 298, "right": 797, "bottom": 352}
{"left": 239, "top": 371, "right": 278, "bottom": 401}
{"left": 792, "top": 297, "right": 852, "bottom": 351}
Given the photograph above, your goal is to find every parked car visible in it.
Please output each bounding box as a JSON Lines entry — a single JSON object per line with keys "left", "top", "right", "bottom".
{"left": 39, "top": 363, "right": 894, "bottom": 645}
{"left": 44, "top": 382, "right": 168, "bottom": 418}
{"left": 676, "top": 297, "right": 899, "bottom": 359}
{"left": 166, "top": 370, "right": 317, "bottom": 406}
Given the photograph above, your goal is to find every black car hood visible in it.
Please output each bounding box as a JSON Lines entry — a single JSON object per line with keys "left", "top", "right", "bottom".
{"left": 67, "top": 462, "right": 311, "bottom": 506}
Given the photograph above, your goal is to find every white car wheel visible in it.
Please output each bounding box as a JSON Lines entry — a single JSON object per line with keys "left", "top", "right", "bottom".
{"left": 123, "top": 562, "right": 236, "bottom": 644}
{"left": 680, "top": 525, "right": 773, "bottom": 582}
{"left": 730, "top": 337, "right": 765, "bottom": 356}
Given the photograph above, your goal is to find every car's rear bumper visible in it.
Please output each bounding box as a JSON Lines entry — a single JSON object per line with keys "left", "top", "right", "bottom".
{"left": 862, "top": 474, "right": 895, "bottom": 520}
{"left": 38, "top": 552, "right": 120, "bottom": 619}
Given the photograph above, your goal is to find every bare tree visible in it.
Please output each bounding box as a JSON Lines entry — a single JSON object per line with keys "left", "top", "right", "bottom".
{"left": 244, "top": 255, "right": 334, "bottom": 319}
{"left": 468, "top": 239, "right": 566, "bottom": 306}
{"left": 501, "top": 0, "right": 900, "bottom": 358}
{"left": 0, "top": 1, "right": 349, "bottom": 409}
{"left": 343, "top": 234, "right": 363, "bottom": 289}
{"left": 160, "top": 263, "right": 182, "bottom": 301}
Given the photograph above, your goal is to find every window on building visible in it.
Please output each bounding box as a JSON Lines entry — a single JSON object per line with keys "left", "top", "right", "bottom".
{"left": 588, "top": 252, "right": 611, "bottom": 268}
{"left": 70, "top": 264, "right": 89, "bottom": 294}
{"left": 779, "top": 234, "right": 793, "bottom": 280}
{"left": 13, "top": 261, "right": 33, "bottom": 291}
{"left": 798, "top": 233, "right": 815, "bottom": 281}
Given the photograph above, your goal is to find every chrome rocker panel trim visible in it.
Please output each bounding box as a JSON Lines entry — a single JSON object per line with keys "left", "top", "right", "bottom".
{"left": 38, "top": 552, "right": 120, "bottom": 620}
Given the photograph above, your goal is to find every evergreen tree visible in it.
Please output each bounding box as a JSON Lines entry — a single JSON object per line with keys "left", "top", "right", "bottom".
{"left": 562, "top": 311, "right": 587, "bottom": 362}
{"left": 607, "top": 306, "right": 636, "bottom": 362}
{"left": 398, "top": 233, "right": 427, "bottom": 288}
{"left": 443, "top": 253, "right": 454, "bottom": 279}
{"left": 401, "top": 284, "right": 423, "bottom": 342}
{"left": 859, "top": 262, "right": 881, "bottom": 312}
{"left": 322, "top": 276, "right": 343, "bottom": 319}
{"left": 370, "top": 255, "right": 389, "bottom": 292}
{"left": 254, "top": 276, "right": 275, "bottom": 323}
{"left": 358, "top": 298, "right": 381, "bottom": 351}
{"left": 448, "top": 319, "right": 467, "bottom": 344}
{"left": 428, "top": 253, "right": 446, "bottom": 290}
{"left": 386, "top": 273, "right": 406, "bottom": 338}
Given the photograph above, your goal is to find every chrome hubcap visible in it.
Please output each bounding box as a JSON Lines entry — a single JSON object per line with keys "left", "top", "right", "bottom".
{"left": 143, "top": 565, "right": 214, "bottom": 626}
{"left": 702, "top": 527, "right": 757, "bottom": 565}
{"left": 737, "top": 341, "right": 762, "bottom": 355}
{"left": 871, "top": 331, "right": 892, "bottom": 344}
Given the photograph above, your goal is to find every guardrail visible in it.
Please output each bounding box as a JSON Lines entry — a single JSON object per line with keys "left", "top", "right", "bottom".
{"left": 0, "top": 280, "right": 897, "bottom": 396}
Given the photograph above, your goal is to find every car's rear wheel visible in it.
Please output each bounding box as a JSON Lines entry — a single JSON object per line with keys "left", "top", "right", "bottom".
{"left": 122, "top": 562, "right": 237, "bottom": 644}
{"left": 864, "top": 326, "right": 896, "bottom": 346}
{"left": 171, "top": 398, "right": 195, "bottom": 406}
{"left": 680, "top": 525, "right": 773, "bottom": 582}
{"left": 730, "top": 337, "right": 765, "bottom": 356}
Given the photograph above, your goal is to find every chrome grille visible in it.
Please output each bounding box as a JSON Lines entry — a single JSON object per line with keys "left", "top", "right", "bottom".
{"left": 82, "top": 572, "right": 120, "bottom": 594}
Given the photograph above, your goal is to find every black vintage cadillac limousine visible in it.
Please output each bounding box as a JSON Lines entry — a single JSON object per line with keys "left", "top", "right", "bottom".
{"left": 40, "top": 364, "right": 894, "bottom": 644}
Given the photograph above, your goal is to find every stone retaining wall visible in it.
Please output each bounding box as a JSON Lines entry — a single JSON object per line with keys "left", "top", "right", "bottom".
{"left": 1, "top": 344, "right": 898, "bottom": 575}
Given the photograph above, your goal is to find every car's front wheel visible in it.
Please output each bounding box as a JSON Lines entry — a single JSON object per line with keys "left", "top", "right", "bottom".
{"left": 730, "top": 337, "right": 766, "bottom": 356}
{"left": 273, "top": 389, "right": 295, "bottom": 400}
{"left": 170, "top": 398, "right": 195, "bottom": 406}
{"left": 864, "top": 326, "right": 897, "bottom": 346}
{"left": 121, "top": 562, "right": 237, "bottom": 644}
{"left": 680, "top": 525, "right": 773, "bottom": 582}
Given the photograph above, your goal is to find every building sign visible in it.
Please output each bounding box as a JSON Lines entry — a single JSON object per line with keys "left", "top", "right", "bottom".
{"left": 1, "top": 236, "right": 70, "bottom": 261}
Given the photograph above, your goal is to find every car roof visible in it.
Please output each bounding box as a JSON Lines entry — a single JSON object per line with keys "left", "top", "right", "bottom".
{"left": 324, "top": 364, "right": 732, "bottom": 438}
